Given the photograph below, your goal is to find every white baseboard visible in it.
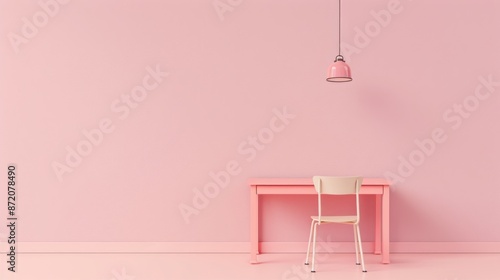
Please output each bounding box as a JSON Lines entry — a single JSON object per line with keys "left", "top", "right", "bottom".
{"left": 2, "top": 242, "right": 500, "bottom": 254}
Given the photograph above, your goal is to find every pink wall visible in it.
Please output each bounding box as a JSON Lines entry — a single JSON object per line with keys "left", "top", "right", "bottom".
{"left": 1, "top": 0, "right": 500, "bottom": 244}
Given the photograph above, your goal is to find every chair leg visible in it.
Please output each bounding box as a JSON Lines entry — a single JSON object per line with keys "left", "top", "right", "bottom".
{"left": 311, "top": 222, "right": 318, "bottom": 273}
{"left": 353, "top": 225, "right": 360, "bottom": 265}
{"left": 305, "top": 220, "right": 315, "bottom": 265}
{"left": 355, "top": 224, "right": 367, "bottom": 272}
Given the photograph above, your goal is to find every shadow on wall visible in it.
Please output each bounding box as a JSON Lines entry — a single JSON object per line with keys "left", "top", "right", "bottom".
{"left": 389, "top": 184, "right": 445, "bottom": 243}
{"left": 357, "top": 88, "right": 415, "bottom": 131}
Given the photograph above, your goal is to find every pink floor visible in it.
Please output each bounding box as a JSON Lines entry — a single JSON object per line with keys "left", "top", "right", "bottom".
{"left": 1, "top": 253, "right": 499, "bottom": 280}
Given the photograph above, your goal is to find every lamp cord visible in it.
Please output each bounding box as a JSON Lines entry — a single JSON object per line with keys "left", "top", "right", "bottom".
{"left": 338, "top": 0, "right": 341, "bottom": 56}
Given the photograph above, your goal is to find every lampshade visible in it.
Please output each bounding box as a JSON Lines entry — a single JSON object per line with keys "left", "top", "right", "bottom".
{"left": 326, "top": 0, "right": 352, "bottom": 83}
{"left": 326, "top": 55, "right": 352, "bottom": 82}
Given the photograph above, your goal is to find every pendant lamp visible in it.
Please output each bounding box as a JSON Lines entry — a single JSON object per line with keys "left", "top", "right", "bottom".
{"left": 326, "top": 0, "right": 352, "bottom": 82}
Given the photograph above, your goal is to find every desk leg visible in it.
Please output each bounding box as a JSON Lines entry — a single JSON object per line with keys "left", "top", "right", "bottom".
{"left": 382, "top": 185, "right": 390, "bottom": 264}
{"left": 374, "top": 194, "right": 382, "bottom": 255}
{"left": 250, "top": 185, "right": 259, "bottom": 264}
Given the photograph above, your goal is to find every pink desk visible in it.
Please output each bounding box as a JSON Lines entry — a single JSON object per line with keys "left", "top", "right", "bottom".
{"left": 249, "top": 177, "right": 390, "bottom": 264}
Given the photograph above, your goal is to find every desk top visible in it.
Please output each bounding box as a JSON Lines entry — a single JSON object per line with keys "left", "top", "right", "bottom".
{"left": 248, "top": 177, "right": 390, "bottom": 186}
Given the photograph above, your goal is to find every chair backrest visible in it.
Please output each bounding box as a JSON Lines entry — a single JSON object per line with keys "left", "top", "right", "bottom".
{"left": 313, "top": 176, "right": 362, "bottom": 195}
{"left": 312, "top": 176, "right": 363, "bottom": 223}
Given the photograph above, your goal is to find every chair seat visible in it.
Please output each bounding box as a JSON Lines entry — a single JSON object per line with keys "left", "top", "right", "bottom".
{"left": 311, "top": 215, "right": 358, "bottom": 224}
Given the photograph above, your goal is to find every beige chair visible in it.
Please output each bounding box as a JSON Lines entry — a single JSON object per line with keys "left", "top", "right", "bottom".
{"left": 304, "top": 176, "right": 367, "bottom": 273}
